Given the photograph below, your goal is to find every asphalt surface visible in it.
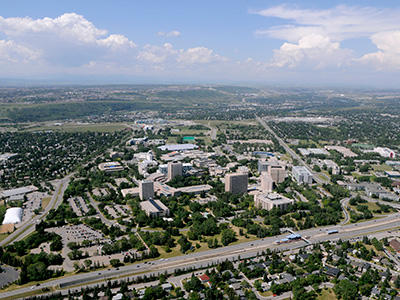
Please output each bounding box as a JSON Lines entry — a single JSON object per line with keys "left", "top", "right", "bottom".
{"left": 1, "top": 211, "right": 400, "bottom": 299}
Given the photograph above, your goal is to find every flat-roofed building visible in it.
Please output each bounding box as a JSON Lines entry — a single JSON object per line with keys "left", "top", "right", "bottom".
{"left": 260, "top": 172, "right": 273, "bottom": 193}
{"left": 176, "top": 184, "right": 212, "bottom": 194}
{"left": 98, "top": 162, "right": 124, "bottom": 173}
{"left": 268, "top": 164, "right": 286, "bottom": 184}
{"left": 254, "top": 193, "right": 294, "bottom": 211}
{"left": 139, "top": 180, "right": 154, "bottom": 200}
{"left": 140, "top": 199, "right": 170, "bottom": 217}
{"left": 2, "top": 207, "right": 23, "bottom": 224}
{"left": 292, "top": 166, "right": 313, "bottom": 184}
{"left": 225, "top": 173, "right": 248, "bottom": 194}
{"left": 121, "top": 187, "right": 139, "bottom": 198}
{"left": 168, "top": 162, "right": 182, "bottom": 181}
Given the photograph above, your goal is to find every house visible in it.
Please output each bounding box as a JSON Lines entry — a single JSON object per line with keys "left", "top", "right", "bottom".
{"left": 324, "top": 266, "right": 340, "bottom": 277}
{"left": 198, "top": 274, "right": 210, "bottom": 283}
{"left": 390, "top": 239, "right": 400, "bottom": 253}
{"left": 161, "top": 283, "right": 173, "bottom": 291}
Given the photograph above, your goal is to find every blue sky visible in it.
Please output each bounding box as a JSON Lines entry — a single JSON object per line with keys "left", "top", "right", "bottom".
{"left": 1, "top": 1, "right": 400, "bottom": 86}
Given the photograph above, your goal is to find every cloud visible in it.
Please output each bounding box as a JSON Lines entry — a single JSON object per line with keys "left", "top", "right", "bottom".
{"left": 359, "top": 31, "right": 400, "bottom": 69}
{"left": 137, "top": 43, "right": 177, "bottom": 64}
{"left": 271, "top": 34, "right": 352, "bottom": 68}
{"left": 253, "top": 5, "right": 400, "bottom": 69}
{"left": 0, "top": 40, "right": 40, "bottom": 63}
{"left": 157, "top": 30, "right": 181, "bottom": 37}
{"left": 177, "top": 47, "right": 227, "bottom": 64}
{"left": 0, "top": 13, "right": 136, "bottom": 67}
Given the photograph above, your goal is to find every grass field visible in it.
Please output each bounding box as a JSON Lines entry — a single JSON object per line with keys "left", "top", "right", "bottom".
{"left": 372, "top": 164, "right": 392, "bottom": 172}
{"left": 317, "top": 288, "right": 337, "bottom": 300}
{"left": 22, "top": 123, "right": 129, "bottom": 133}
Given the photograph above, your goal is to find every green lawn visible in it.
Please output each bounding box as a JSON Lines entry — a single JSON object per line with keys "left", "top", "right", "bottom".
{"left": 317, "top": 288, "right": 337, "bottom": 300}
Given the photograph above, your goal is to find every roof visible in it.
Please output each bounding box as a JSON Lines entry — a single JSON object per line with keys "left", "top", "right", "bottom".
{"left": 390, "top": 239, "right": 400, "bottom": 252}
{"left": 0, "top": 185, "right": 38, "bottom": 198}
{"left": 140, "top": 199, "right": 169, "bottom": 214}
{"left": 198, "top": 274, "right": 210, "bottom": 282}
{"left": 2, "top": 207, "right": 23, "bottom": 225}
{"left": 158, "top": 143, "right": 198, "bottom": 151}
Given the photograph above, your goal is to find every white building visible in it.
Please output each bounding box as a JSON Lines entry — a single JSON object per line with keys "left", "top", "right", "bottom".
{"left": 374, "top": 147, "right": 396, "bottom": 158}
{"left": 140, "top": 199, "right": 170, "bottom": 217}
{"left": 2, "top": 207, "right": 23, "bottom": 224}
{"left": 292, "top": 166, "right": 313, "bottom": 184}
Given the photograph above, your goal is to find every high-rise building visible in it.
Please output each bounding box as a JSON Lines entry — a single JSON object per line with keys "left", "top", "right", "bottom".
{"left": 168, "top": 162, "right": 182, "bottom": 181}
{"left": 225, "top": 173, "right": 248, "bottom": 194}
{"left": 139, "top": 180, "right": 154, "bottom": 200}
{"left": 292, "top": 166, "right": 313, "bottom": 184}
{"left": 268, "top": 164, "right": 286, "bottom": 184}
{"left": 258, "top": 160, "right": 269, "bottom": 173}
{"left": 260, "top": 172, "right": 273, "bottom": 193}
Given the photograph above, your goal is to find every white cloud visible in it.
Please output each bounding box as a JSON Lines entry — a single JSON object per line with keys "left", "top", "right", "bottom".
{"left": 0, "top": 40, "right": 40, "bottom": 63}
{"left": 178, "top": 47, "right": 226, "bottom": 64}
{"left": 157, "top": 30, "right": 181, "bottom": 37}
{"left": 271, "top": 34, "right": 352, "bottom": 68}
{"left": 253, "top": 5, "right": 400, "bottom": 69}
{"left": 137, "top": 43, "right": 177, "bottom": 64}
{"left": 360, "top": 31, "right": 400, "bottom": 69}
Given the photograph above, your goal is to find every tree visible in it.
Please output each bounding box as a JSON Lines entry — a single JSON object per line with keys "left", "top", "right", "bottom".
{"left": 334, "top": 280, "right": 358, "bottom": 300}
{"left": 84, "top": 259, "right": 92, "bottom": 269}
{"left": 110, "top": 259, "right": 121, "bottom": 268}
{"left": 221, "top": 228, "right": 237, "bottom": 246}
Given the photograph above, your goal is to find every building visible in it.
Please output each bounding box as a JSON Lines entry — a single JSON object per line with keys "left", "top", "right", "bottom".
{"left": 225, "top": 173, "right": 248, "bottom": 194}
{"left": 390, "top": 239, "right": 400, "bottom": 253}
{"left": 2, "top": 207, "right": 23, "bottom": 225}
{"left": 268, "top": 164, "right": 287, "bottom": 184}
{"left": 140, "top": 199, "right": 170, "bottom": 217}
{"left": 139, "top": 180, "right": 154, "bottom": 200}
{"left": 254, "top": 193, "right": 294, "bottom": 211}
{"left": 258, "top": 160, "right": 269, "bottom": 173}
{"left": 168, "top": 162, "right": 183, "bottom": 181}
{"left": 176, "top": 184, "right": 212, "bottom": 195}
{"left": 322, "top": 159, "right": 340, "bottom": 175}
{"left": 0, "top": 185, "right": 38, "bottom": 199}
{"left": 260, "top": 172, "right": 273, "bottom": 193}
{"left": 98, "top": 162, "right": 124, "bottom": 173}
{"left": 158, "top": 143, "right": 198, "bottom": 151}
{"left": 121, "top": 188, "right": 139, "bottom": 198}
{"left": 292, "top": 166, "right": 313, "bottom": 184}
{"left": 374, "top": 147, "right": 396, "bottom": 158}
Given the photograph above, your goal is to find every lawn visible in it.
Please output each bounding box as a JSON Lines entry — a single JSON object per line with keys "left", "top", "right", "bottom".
{"left": 317, "top": 288, "right": 337, "bottom": 300}
{"left": 372, "top": 164, "right": 392, "bottom": 172}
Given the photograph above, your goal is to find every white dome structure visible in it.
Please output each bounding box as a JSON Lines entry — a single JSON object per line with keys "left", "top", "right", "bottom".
{"left": 2, "top": 207, "right": 23, "bottom": 225}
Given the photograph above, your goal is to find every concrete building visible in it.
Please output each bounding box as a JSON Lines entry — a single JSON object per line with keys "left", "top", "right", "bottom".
{"left": 268, "top": 164, "right": 287, "bottom": 184}
{"left": 225, "top": 173, "right": 248, "bottom": 194}
{"left": 292, "top": 166, "right": 313, "bottom": 184}
{"left": 260, "top": 172, "right": 274, "bottom": 193}
{"left": 168, "top": 162, "right": 182, "bottom": 181}
{"left": 258, "top": 160, "right": 269, "bottom": 173}
{"left": 140, "top": 199, "right": 170, "bottom": 217}
{"left": 254, "top": 193, "right": 294, "bottom": 211}
{"left": 139, "top": 180, "right": 154, "bottom": 200}
{"left": 98, "top": 162, "right": 124, "bottom": 173}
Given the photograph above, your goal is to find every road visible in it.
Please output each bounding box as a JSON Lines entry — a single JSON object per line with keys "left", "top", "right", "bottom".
{"left": 2, "top": 211, "right": 400, "bottom": 299}
{"left": 340, "top": 197, "right": 351, "bottom": 225}
{"left": 256, "top": 116, "right": 328, "bottom": 185}
{"left": 0, "top": 175, "right": 71, "bottom": 247}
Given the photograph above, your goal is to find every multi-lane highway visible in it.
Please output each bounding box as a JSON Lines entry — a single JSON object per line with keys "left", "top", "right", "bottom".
{"left": 1, "top": 211, "right": 399, "bottom": 299}
{"left": 256, "top": 116, "right": 328, "bottom": 185}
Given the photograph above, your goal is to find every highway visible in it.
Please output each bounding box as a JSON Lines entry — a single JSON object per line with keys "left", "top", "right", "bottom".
{"left": 1, "top": 212, "right": 400, "bottom": 299}
{"left": 256, "top": 116, "right": 328, "bottom": 185}
{"left": 0, "top": 175, "right": 71, "bottom": 247}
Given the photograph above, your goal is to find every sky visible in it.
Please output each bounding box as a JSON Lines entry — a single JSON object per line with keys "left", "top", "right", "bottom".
{"left": 1, "top": 0, "right": 400, "bottom": 87}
